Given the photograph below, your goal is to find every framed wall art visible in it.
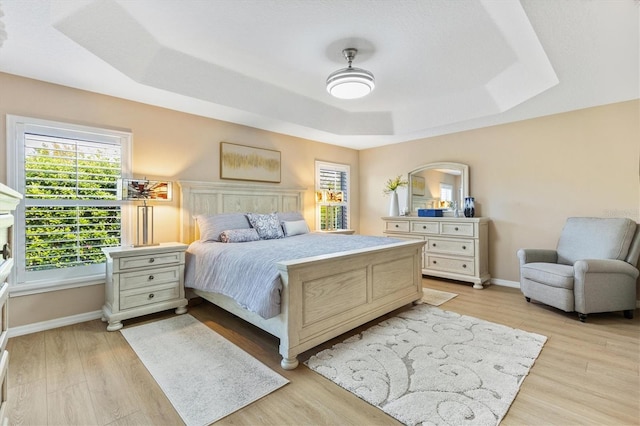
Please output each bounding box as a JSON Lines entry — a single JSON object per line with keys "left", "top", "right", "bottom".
{"left": 220, "top": 142, "right": 281, "bottom": 183}
{"left": 411, "top": 175, "right": 425, "bottom": 196}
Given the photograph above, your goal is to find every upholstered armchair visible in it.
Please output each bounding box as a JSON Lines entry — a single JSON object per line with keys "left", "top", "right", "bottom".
{"left": 517, "top": 217, "right": 640, "bottom": 322}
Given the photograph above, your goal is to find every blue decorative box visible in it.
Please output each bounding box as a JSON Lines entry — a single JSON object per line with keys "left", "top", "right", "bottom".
{"left": 418, "top": 209, "right": 443, "bottom": 217}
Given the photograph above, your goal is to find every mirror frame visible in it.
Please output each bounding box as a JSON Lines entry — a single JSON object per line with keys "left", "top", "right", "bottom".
{"left": 407, "top": 162, "right": 469, "bottom": 215}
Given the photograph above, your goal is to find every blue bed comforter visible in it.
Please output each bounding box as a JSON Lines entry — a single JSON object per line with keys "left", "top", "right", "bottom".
{"left": 184, "top": 233, "right": 400, "bottom": 319}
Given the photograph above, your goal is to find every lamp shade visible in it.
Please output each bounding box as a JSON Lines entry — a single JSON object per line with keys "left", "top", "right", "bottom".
{"left": 119, "top": 179, "right": 172, "bottom": 201}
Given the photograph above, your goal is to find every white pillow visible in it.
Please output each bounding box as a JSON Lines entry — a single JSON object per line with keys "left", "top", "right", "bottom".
{"left": 196, "top": 213, "right": 250, "bottom": 242}
{"left": 282, "top": 220, "right": 309, "bottom": 237}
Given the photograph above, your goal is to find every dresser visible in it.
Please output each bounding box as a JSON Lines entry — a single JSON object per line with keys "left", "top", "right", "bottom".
{"left": 0, "top": 183, "right": 22, "bottom": 424}
{"left": 102, "top": 242, "right": 188, "bottom": 331}
{"left": 383, "top": 216, "right": 490, "bottom": 289}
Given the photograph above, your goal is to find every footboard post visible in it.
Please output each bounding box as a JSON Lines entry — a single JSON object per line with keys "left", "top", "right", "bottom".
{"left": 276, "top": 265, "right": 301, "bottom": 369}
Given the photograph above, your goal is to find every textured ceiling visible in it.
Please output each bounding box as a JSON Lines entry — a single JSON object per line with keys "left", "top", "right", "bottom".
{"left": 0, "top": 0, "right": 638, "bottom": 149}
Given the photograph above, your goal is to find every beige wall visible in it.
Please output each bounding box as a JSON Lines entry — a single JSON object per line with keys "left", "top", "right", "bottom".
{"left": 0, "top": 72, "right": 359, "bottom": 327}
{"left": 360, "top": 100, "right": 640, "bottom": 292}
{"left": 2, "top": 72, "right": 638, "bottom": 329}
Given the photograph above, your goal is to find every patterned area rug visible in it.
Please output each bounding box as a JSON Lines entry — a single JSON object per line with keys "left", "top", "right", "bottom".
{"left": 306, "top": 304, "right": 546, "bottom": 426}
{"left": 121, "top": 314, "right": 288, "bottom": 425}
{"left": 422, "top": 287, "right": 458, "bottom": 306}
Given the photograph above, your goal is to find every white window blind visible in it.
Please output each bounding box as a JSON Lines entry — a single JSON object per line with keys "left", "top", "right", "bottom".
{"left": 7, "top": 115, "right": 132, "bottom": 291}
{"left": 315, "top": 161, "right": 350, "bottom": 230}
{"left": 24, "top": 134, "right": 122, "bottom": 271}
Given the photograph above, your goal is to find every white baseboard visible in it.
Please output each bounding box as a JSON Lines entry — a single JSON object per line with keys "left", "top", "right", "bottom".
{"left": 489, "top": 278, "right": 520, "bottom": 288}
{"left": 9, "top": 310, "right": 103, "bottom": 338}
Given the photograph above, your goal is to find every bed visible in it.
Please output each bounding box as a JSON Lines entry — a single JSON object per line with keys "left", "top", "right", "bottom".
{"left": 178, "top": 180, "right": 426, "bottom": 369}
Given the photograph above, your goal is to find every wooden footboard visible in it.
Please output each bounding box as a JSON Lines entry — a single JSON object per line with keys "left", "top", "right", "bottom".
{"left": 193, "top": 239, "right": 424, "bottom": 369}
{"left": 276, "top": 239, "right": 425, "bottom": 369}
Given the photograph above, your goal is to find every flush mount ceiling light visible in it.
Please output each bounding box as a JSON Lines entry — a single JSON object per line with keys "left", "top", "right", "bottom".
{"left": 326, "top": 48, "right": 375, "bottom": 99}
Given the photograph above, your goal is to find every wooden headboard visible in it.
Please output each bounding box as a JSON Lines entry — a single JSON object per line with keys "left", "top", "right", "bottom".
{"left": 177, "top": 180, "right": 306, "bottom": 243}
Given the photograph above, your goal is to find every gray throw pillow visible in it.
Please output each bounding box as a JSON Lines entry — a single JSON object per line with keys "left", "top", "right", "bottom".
{"left": 246, "top": 213, "right": 284, "bottom": 240}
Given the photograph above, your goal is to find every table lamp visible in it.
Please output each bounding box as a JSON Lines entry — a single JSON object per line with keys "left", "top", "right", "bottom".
{"left": 119, "top": 178, "right": 172, "bottom": 246}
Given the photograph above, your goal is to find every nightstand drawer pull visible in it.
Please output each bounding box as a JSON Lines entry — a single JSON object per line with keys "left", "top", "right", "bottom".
{"left": 454, "top": 227, "right": 459, "bottom": 231}
{"left": 148, "top": 275, "right": 154, "bottom": 281}
{"left": 432, "top": 243, "right": 436, "bottom": 247}
{"left": 148, "top": 258, "right": 155, "bottom": 263}
{"left": 462, "top": 245, "right": 467, "bottom": 250}
{"left": 148, "top": 293, "right": 155, "bottom": 299}
{"left": 395, "top": 224, "right": 399, "bottom": 228}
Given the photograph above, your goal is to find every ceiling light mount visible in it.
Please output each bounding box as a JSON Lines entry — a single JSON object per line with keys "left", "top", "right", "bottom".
{"left": 326, "top": 48, "right": 375, "bottom": 100}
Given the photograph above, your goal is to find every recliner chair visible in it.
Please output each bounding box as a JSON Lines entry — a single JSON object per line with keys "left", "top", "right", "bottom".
{"left": 517, "top": 217, "right": 639, "bottom": 322}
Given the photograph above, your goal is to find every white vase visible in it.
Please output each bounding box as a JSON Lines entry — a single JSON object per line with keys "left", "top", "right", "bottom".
{"left": 389, "top": 191, "right": 399, "bottom": 216}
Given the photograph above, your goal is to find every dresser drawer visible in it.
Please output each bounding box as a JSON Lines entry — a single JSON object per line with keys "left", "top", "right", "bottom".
{"left": 119, "top": 266, "right": 181, "bottom": 291}
{"left": 426, "top": 238, "right": 475, "bottom": 256}
{"left": 440, "top": 222, "right": 475, "bottom": 237}
{"left": 410, "top": 221, "right": 439, "bottom": 234}
{"left": 118, "top": 251, "right": 184, "bottom": 270}
{"left": 120, "top": 283, "right": 181, "bottom": 310}
{"left": 426, "top": 255, "right": 475, "bottom": 276}
{"left": 385, "top": 221, "right": 410, "bottom": 233}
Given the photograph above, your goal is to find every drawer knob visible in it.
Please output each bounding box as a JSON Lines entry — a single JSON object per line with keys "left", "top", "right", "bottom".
{"left": 148, "top": 293, "right": 155, "bottom": 299}
{"left": 462, "top": 245, "right": 467, "bottom": 250}
{"left": 422, "top": 225, "right": 427, "bottom": 229}
{"left": 148, "top": 275, "right": 155, "bottom": 281}
{"left": 149, "top": 258, "right": 155, "bottom": 263}
{"left": 432, "top": 243, "right": 436, "bottom": 247}
{"left": 454, "top": 227, "right": 459, "bottom": 231}
{"left": 395, "top": 224, "right": 399, "bottom": 228}
{"left": 462, "top": 264, "right": 467, "bottom": 268}
{"left": 433, "top": 260, "right": 437, "bottom": 264}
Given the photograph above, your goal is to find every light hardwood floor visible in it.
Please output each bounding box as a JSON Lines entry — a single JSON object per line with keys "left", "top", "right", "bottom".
{"left": 7, "top": 278, "right": 640, "bottom": 425}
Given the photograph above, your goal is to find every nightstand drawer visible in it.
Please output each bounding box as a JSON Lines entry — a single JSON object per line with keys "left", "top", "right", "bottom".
{"left": 121, "top": 283, "right": 180, "bottom": 310}
{"left": 119, "top": 266, "right": 181, "bottom": 291}
{"left": 440, "top": 222, "right": 475, "bottom": 237}
{"left": 118, "top": 251, "right": 184, "bottom": 270}
{"left": 426, "top": 255, "right": 475, "bottom": 276}
{"left": 426, "top": 238, "right": 475, "bottom": 256}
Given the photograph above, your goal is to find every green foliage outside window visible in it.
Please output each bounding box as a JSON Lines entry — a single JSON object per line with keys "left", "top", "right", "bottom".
{"left": 24, "top": 139, "right": 122, "bottom": 271}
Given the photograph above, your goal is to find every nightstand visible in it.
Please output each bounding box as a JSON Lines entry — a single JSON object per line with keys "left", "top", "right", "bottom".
{"left": 102, "top": 242, "right": 188, "bottom": 331}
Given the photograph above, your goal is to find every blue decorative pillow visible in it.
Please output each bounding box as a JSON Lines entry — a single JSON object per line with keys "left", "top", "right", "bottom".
{"left": 219, "top": 228, "right": 260, "bottom": 243}
{"left": 246, "top": 213, "right": 284, "bottom": 240}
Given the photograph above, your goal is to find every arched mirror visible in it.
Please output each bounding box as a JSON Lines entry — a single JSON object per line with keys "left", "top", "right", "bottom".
{"left": 407, "top": 162, "right": 469, "bottom": 215}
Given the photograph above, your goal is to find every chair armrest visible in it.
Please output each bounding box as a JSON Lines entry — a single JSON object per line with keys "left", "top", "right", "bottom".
{"left": 574, "top": 259, "right": 640, "bottom": 279}
{"left": 517, "top": 249, "right": 558, "bottom": 265}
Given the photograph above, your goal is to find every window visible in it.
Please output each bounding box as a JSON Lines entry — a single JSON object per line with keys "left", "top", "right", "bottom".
{"left": 315, "top": 161, "right": 350, "bottom": 231}
{"left": 7, "top": 115, "right": 132, "bottom": 292}
{"left": 440, "top": 183, "right": 453, "bottom": 203}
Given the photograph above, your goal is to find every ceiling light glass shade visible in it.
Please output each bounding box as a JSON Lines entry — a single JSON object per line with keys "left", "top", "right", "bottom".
{"left": 326, "top": 67, "right": 375, "bottom": 99}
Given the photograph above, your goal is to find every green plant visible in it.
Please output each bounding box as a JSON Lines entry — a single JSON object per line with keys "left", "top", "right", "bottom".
{"left": 383, "top": 175, "right": 408, "bottom": 194}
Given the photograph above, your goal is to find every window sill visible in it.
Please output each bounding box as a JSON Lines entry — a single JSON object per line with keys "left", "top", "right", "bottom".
{"left": 9, "top": 274, "right": 106, "bottom": 297}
